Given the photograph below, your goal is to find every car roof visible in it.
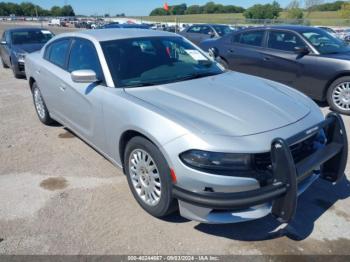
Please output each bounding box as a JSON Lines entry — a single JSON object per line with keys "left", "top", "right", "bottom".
{"left": 6, "top": 27, "right": 48, "bottom": 33}
{"left": 55, "top": 28, "right": 178, "bottom": 42}
{"left": 238, "top": 25, "right": 322, "bottom": 33}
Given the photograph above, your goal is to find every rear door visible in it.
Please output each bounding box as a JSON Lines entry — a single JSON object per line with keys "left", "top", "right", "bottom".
{"left": 37, "top": 38, "right": 72, "bottom": 121}
{"left": 259, "top": 30, "right": 308, "bottom": 87}
{"left": 224, "top": 30, "right": 267, "bottom": 77}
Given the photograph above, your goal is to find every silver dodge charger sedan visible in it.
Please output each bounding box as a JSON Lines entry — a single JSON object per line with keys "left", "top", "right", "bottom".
{"left": 25, "top": 29, "right": 348, "bottom": 224}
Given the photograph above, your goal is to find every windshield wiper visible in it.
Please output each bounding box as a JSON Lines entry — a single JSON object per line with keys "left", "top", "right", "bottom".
{"left": 175, "top": 72, "right": 220, "bottom": 82}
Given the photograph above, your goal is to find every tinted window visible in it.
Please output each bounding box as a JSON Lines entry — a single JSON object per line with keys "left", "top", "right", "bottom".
{"left": 235, "top": 31, "right": 264, "bottom": 47}
{"left": 301, "top": 29, "right": 350, "bottom": 54}
{"left": 101, "top": 36, "right": 223, "bottom": 88}
{"left": 48, "top": 39, "right": 70, "bottom": 68}
{"left": 187, "top": 26, "right": 202, "bottom": 34}
{"left": 11, "top": 30, "right": 53, "bottom": 45}
{"left": 268, "top": 31, "right": 305, "bottom": 52}
{"left": 212, "top": 25, "right": 232, "bottom": 36}
{"left": 68, "top": 38, "right": 102, "bottom": 79}
{"left": 200, "top": 26, "right": 214, "bottom": 35}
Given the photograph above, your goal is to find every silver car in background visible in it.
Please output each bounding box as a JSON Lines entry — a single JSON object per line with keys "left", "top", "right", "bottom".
{"left": 25, "top": 29, "right": 348, "bottom": 224}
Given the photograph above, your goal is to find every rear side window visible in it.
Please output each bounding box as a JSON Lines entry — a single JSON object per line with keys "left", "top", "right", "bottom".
{"left": 233, "top": 31, "right": 265, "bottom": 47}
{"left": 187, "top": 26, "right": 202, "bottom": 34}
{"left": 46, "top": 39, "right": 70, "bottom": 68}
{"left": 268, "top": 31, "right": 306, "bottom": 52}
{"left": 68, "top": 38, "right": 103, "bottom": 79}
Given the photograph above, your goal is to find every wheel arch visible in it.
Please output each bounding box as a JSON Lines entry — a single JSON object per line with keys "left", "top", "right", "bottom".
{"left": 323, "top": 71, "right": 350, "bottom": 101}
{"left": 118, "top": 130, "right": 160, "bottom": 173}
{"left": 29, "top": 77, "right": 36, "bottom": 92}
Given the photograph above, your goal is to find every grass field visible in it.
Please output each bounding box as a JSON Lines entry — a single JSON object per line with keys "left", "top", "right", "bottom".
{"left": 134, "top": 11, "right": 350, "bottom": 26}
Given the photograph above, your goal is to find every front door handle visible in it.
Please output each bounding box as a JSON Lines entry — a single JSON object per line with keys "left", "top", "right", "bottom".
{"left": 59, "top": 83, "right": 67, "bottom": 91}
{"left": 263, "top": 56, "right": 271, "bottom": 61}
{"left": 228, "top": 49, "right": 235, "bottom": 53}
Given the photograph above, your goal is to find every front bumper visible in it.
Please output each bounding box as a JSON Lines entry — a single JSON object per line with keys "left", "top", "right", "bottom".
{"left": 173, "top": 112, "right": 348, "bottom": 223}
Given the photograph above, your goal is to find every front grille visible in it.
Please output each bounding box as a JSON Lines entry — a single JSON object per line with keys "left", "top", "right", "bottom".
{"left": 18, "top": 63, "right": 25, "bottom": 72}
{"left": 254, "top": 134, "right": 318, "bottom": 172}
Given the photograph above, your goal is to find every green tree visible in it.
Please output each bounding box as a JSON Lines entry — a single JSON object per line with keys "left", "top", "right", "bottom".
{"left": 149, "top": 8, "right": 168, "bottom": 16}
{"left": 61, "top": 5, "right": 75, "bottom": 16}
{"left": 50, "top": 6, "right": 61, "bottom": 16}
{"left": 185, "top": 5, "right": 202, "bottom": 14}
{"left": 286, "top": 0, "right": 304, "bottom": 19}
{"left": 339, "top": 2, "right": 350, "bottom": 18}
{"left": 172, "top": 4, "right": 187, "bottom": 15}
{"left": 244, "top": 2, "right": 281, "bottom": 19}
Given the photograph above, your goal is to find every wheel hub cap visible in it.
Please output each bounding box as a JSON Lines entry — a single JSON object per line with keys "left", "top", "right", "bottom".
{"left": 34, "top": 88, "right": 45, "bottom": 119}
{"left": 129, "top": 149, "right": 161, "bottom": 206}
{"left": 333, "top": 82, "right": 350, "bottom": 111}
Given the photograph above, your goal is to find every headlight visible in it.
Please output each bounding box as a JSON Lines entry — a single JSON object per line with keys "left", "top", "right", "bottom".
{"left": 14, "top": 52, "right": 26, "bottom": 63}
{"left": 179, "top": 150, "right": 252, "bottom": 171}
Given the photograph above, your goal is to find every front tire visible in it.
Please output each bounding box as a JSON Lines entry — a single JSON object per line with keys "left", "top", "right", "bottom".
{"left": 327, "top": 77, "right": 350, "bottom": 115}
{"left": 32, "top": 82, "right": 54, "bottom": 125}
{"left": 216, "top": 57, "right": 229, "bottom": 69}
{"left": 124, "top": 136, "right": 177, "bottom": 218}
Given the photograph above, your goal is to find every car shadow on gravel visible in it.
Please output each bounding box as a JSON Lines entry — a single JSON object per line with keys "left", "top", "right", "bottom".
{"left": 194, "top": 176, "right": 350, "bottom": 241}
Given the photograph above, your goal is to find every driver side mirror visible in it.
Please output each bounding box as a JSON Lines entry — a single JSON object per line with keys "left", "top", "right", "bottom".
{"left": 208, "top": 47, "right": 219, "bottom": 58}
{"left": 294, "top": 46, "right": 310, "bottom": 55}
{"left": 71, "top": 69, "right": 99, "bottom": 83}
{"left": 208, "top": 31, "right": 215, "bottom": 38}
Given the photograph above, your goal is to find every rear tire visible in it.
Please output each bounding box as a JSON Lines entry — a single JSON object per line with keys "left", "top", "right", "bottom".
{"left": 32, "top": 82, "right": 54, "bottom": 125}
{"left": 124, "top": 136, "right": 177, "bottom": 218}
{"left": 1, "top": 57, "right": 9, "bottom": 68}
{"left": 327, "top": 77, "right": 350, "bottom": 115}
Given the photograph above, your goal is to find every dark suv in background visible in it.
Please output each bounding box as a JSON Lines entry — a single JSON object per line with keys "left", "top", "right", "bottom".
{"left": 200, "top": 25, "right": 350, "bottom": 115}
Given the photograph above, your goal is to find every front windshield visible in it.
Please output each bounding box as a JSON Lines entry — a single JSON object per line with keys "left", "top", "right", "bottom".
{"left": 302, "top": 29, "right": 350, "bottom": 54}
{"left": 101, "top": 36, "right": 224, "bottom": 88}
{"left": 212, "top": 25, "right": 232, "bottom": 36}
{"left": 11, "top": 30, "right": 54, "bottom": 45}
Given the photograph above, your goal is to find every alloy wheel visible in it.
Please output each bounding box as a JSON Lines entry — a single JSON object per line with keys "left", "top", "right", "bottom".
{"left": 129, "top": 149, "right": 161, "bottom": 206}
{"left": 332, "top": 82, "right": 350, "bottom": 112}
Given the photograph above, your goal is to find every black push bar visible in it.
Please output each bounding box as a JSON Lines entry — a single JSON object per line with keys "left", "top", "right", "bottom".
{"left": 173, "top": 112, "right": 348, "bottom": 223}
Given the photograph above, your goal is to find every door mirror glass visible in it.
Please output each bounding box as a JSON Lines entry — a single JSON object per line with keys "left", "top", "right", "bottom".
{"left": 71, "top": 70, "right": 98, "bottom": 83}
{"left": 208, "top": 31, "right": 215, "bottom": 38}
{"left": 294, "top": 46, "right": 310, "bottom": 55}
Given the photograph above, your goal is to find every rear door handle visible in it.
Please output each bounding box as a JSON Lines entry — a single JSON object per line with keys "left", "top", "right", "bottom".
{"left": 228, "top": 49, "right": 235, "bottom": 53}
{"left": 263, "top": 56, "right": 271, "bottom": 61}
{"left": 35, "top": 69, "right": 40, "bottom": 75}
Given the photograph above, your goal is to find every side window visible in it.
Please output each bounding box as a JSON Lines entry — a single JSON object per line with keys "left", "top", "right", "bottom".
{"left": 236, "top": 31, "right": 265, "bottom": 47}
{"left": 187, "top": 26, "right": 202, "bottom": 34}
{"left": 201, "top": 26, "right": 214, "bottom": 35}
{"left": 47, "top": 39, "right": 70, "bottom": 68}
{"left": 68, "top": 38, "right": 103, "bottom": 79}
{"left": 268, "top": 31, "right": 306, "bottom": 52}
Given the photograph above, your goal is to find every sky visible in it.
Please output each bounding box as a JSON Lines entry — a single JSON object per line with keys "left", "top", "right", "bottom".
{"left": 8, "top": 0, "right": 315, "bottom": 16}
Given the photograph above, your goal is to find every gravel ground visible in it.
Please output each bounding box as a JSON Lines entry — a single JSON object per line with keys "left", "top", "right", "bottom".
{"left": 0, "top": 22, "right": 350, "bottom": 255}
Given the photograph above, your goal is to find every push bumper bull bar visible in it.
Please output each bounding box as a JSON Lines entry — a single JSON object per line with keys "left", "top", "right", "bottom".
{"left": 173, "top": 112, "right": 348, "bottom": 223}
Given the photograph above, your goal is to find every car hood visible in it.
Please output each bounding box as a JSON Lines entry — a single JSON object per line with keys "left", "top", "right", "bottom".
{"left": 126, "top": 72, "right": 311, "bottom": 137}
{"left": 12, "top": 43, "right": 45, "bottom": 54}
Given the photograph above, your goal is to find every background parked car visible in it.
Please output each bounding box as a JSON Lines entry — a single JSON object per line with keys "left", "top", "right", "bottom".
{"left": 200, "top": 25, "right": 350, "bottom": 115}
{"left": 179, "top": 24, "right": 233, "bottom": 45}
{"left": 0, "top": 27, "right": 54, "bottom": 78}
{"left": 99, "top": 23, "right": 151, "bottom": 29}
